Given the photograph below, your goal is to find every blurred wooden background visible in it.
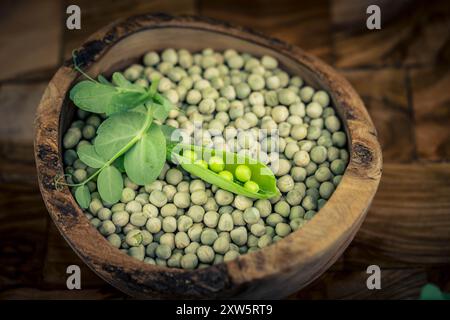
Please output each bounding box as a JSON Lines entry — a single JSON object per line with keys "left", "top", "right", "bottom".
{"left": 1, "top": 0, "right": 449, "bottom": 299}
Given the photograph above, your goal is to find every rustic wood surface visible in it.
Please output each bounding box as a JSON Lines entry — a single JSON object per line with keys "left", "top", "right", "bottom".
{"left": 1, "top": 0, "right": 449, "bottom": 299}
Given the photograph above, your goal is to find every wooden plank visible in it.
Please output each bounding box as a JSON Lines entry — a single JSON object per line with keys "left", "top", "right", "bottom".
{"left": 343, "top": 163, "right": 450, "bottom": 268}
{"left": 62, "top": 0, "right": 197, "bottom": 59}
{"left": 332, "top": 0, "right": 450, "bottom": 68}
{"left": 0, "top": 83, "right": 47, "bottom": 144}
{"left": 0, "top": 144, "right": 48, "bottom": 289}
{"left": 0, "top": 0, "right": 61, "bottom": 81}
{"left": 410, "top": 66, "right": 450, "bottom": 161}
{"left": 291, "top": 269, "right": 427, "bottom": 299}
{"left": 199, "top": 0, "right": 332, "bottom": 63}
{"left": 341, "top": 69, "right": 415, "bottom": 162}
{"left": 42, "top": 224, "right": 118, "bottom": 289}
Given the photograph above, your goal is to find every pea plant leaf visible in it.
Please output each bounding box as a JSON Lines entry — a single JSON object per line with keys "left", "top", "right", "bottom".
{"left": 112, "top": 72, "right": 136, "bottom": 89}
{"left": 94, "top": 112, "right": 146, "bottom": 160}
{"left": 114, "top": 155, "right": 126, "bottom": 173}
{"left": 75, "top": 185, "right": 91, "bottom": 209}
{"left": 77, "top": 144, "right": 105, "bottom": 168}
{"left": 97, "top": 165, "right": 123, "bottom": 204}
{"left": 124, "top": 123, "right": 166, "bottom": 185}
{"left": 69, "top": 80, "right": 150, "bottom": 116}
{"left": 69, "top": 81, "right": 117, "bottom": 114}
{"left": 151, "top": 102, "right": 171, "bottom": 122}
{"left": 107, "top": 90, "right": 149, "bottom": 115}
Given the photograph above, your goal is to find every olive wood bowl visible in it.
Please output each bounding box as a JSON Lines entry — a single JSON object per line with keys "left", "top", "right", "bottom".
{"left": 34, "top": 14, "right": 382, "bottom": 299}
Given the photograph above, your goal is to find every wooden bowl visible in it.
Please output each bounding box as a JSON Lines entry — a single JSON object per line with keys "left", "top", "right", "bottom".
{"left": 34, "top": 14, "right": 382, "bottom": 299}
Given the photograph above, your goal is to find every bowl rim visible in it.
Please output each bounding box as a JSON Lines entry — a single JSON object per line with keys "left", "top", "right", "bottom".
{"left": 34, "top": 13, "right": 382, "bottom": 298}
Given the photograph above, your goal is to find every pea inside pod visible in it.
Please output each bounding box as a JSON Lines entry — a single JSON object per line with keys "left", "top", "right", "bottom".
{"left": 167, "top": 142, "right": 280, "bottom": 199}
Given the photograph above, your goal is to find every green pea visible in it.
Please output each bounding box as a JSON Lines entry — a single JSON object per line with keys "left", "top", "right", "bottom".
{"left": 149, "top": 190, "right": 168, "bottom": 207}
{"left": 173, "top": 192, "right": 191, "bottom": 208}
{"left": 208, "top": 156, "right": 225, "bottom": 172}
{"left": 204, "top": 211, "right": 219, "bottom": 228}
{"left": 162, "top": 216, "right": 177, "bottom": 233}
{"left": 181, "top": 253, "right": 198, "bottom": 269}
{"left": 213, "top": 236, "right": 230, "bottom": 254}
{"left": 275, "top": 223, "right": 291, "bottom": 237}
{"left": 223, "top": 250, "right": 240, "bottom": 262}
{"left": 243, "top": 207, "right": 260, "bottom": 224}
{"left": 97, "top": 208, "right": 112, "bottom": 221}
{"left": 166, "top": 168, "right": 183, "bottom": 186}
{"left": 230, "top": 227, "right": 248, "bottom": 246}
{"left": 130, "top": 212, "right": 147, "bottom": 227}
{"left": 218, "top": 213, "right": 234, "bottom": 232}
{"left": 215, "top": 189, "right": 234, "bottom": 206}
{"left": 266, "top": 213, "right": 283, "bottom": 227}
{"left": 174, "top": 216, "right": 191, "bottom": 233}
{"left": 107, "top": 234, "right": 121, "bottom": 248}
{"left": 200, "top": 228, "right": 218, "bottom": 245}
{"left": 184, "top": 242, "right": 200, "bottom": 254}
{"left": 244, "top": 180, "right": 259, "bottom": 193}
{"left": 310, "top": 146, "right": 328, "bottom": 164}
{"left": 156, "top": 244, "right": 172, "bottom": 260}
{"left": 128, "top": 245, "right": 145, "bottom": 261}
{"left": 191, "top": 190, "right": 208, "bottom": 205}
{"left": 112, "top": 211, "right": 129, "bottom": 227}
{"left": 331, "top": 159, "right": 346, "bottom": 175}
{"left": 125, "top": 229, "right": 143, "bottom": 247}
{"left": 159, "top": 203, "right": 176, "bottom": 217}
{"left": 304, "top": 210, "right": 317, "bottom": 220}
{"left": 218, "top": 170, "right": 234, "bottom": 181}
{"left": 258, "top": 234, "right": 272, "bottom": 248}
{"left": 235, "top": 165, "right": 251, "bottom": 182}
{"left": 175, "top": 232, "right": 191, "bottom": 249}
{"left": 146, "top": 242, "right": 158, "bottom": 258}
{"left": 145, "top": 217, "right": 162, "bottom": 233}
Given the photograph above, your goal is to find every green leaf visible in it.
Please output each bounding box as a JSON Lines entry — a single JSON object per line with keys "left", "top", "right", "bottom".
{"left": 124, "top": 124, "right": 166, "bottom": 185}
{"left": 77, "top": 144, "right": 105, "bottom": 168}
{"left": 151, "top": 102, "right": 171, "bottom": 122}
{"left": 97, "top": 165, "right": 123, "bottom": 204}
{"left": 168, "top": 143, "right": 280, "bottom": 199}
{"left": 69, "top": 80, "right": 150, "bottom": 116}
{"left": 114, "top": 156, "right": 126, "bottom": 173}
{"left": 160, "top": 124, "right": 179, "bottom": 142}
{"left": 75, "top": 185, "right": 91, "bottom": 209}
{"left": 107, "top": 91, "right": 150, "bottom": 115}
{"left": 94, "top": 112, "right": 146, "bottom": 160}
{"left": 112, "top": 72, "right": 135, "bottom": 89}
{"left": 70, "top": 81, "right": 117, "bottom": 114}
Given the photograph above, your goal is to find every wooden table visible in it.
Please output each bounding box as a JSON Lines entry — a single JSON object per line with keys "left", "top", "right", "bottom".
{"left": 1, "top": 0, "right": 449, "bottom": 299}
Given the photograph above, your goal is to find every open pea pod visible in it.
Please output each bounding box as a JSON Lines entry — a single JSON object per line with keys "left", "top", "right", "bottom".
{"left": 167, "top": 142, "right": 280, "bottom": 199}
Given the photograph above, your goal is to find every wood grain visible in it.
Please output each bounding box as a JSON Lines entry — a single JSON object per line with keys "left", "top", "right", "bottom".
{"left": 199, "top": 0, "right": 332, "bottom": 63}
{"left": 332, "top": 0, "right": 450, "bottom": 68}
{"left": 344, "top": 163, "right": 450, "bottom": 268}
{"left": 411, "top": 66, "right": 450, "bottom": 161}
{"left": 0, "top": 0, "right": 61, "bottom": 81}
{"left": 291, "top": 269, "right": 427, "bottom": 300}
{"left": 341, "top": 69, "right": 414, "bottom": 162}
{"left": 62, "top": 0, "right": 197, "bottom": 59}
{"left": 0, "top": 83, "right": 47, "bottom": 144}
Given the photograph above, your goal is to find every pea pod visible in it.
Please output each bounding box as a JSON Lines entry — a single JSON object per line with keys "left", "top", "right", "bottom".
{"left": 167, "top": 142, "right": 280, "bottom": 199}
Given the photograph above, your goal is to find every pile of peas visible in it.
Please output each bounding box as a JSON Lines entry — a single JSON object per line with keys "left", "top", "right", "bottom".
{"left": 62, "top": 48, "right": 348, "bottom": 269}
